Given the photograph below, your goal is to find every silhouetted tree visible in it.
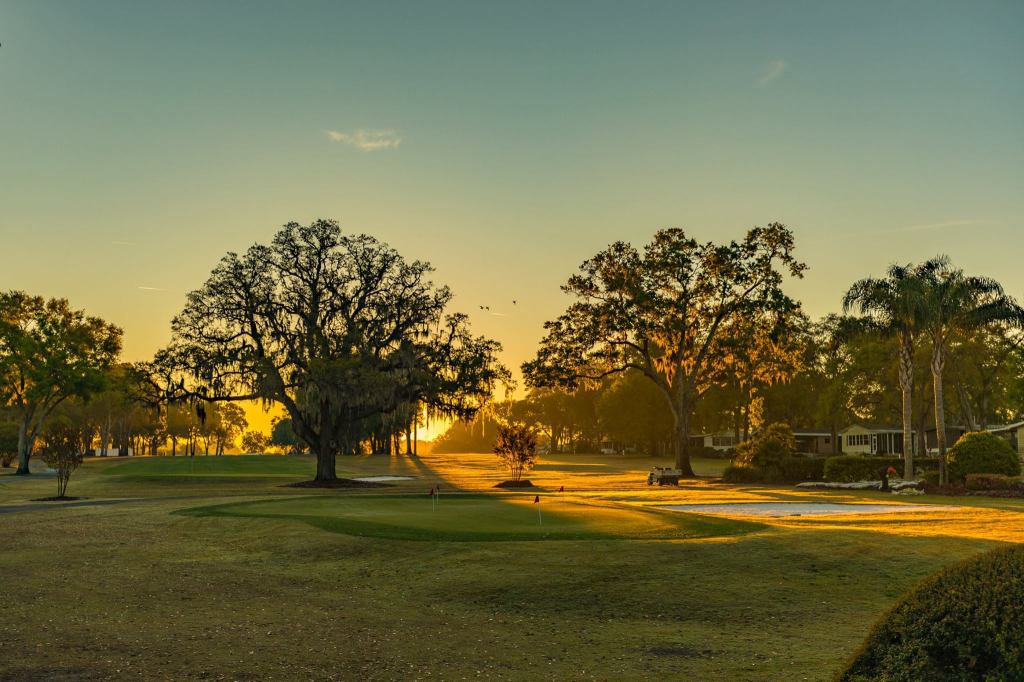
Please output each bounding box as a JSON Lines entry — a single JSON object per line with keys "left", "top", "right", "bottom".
{"left": 151, "top": 220, "right": 506, "bottom": 481}
{"left": 494, "top": 423, "right": 538, "bottom": 483}
{"left": 524, "top": 224, "right": 805, "bottom": 476}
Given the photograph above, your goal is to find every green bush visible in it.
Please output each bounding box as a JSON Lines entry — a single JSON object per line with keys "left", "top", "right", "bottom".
{"left": 824, "top": 456, "right": 904, "bottom": 483}
{"left": 947, "top": 431, "right": 1021, "bottom": 482}
{"left": 721, "top": 464, "right": 764, "bottom": 483}
{"left": 734, "top": 423, "right": 795, "bottom": 468}
{"left": 836, "top": 544, "right": 1024, "bottom": 681}
{"left": 964, "top": 473, "right": 1024, "bottom": 491}
{"left": 722, "top": 457, "right": 824, "bottom": 484}
{"left": 778, "top": 457, "right": 825, "bottom": 482}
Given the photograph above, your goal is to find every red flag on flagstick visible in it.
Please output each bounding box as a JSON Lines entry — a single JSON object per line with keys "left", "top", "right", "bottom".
{"left": 534, "top": 495, "right": 540, "bottom": 504}
{"left": 558, "top": 485, "right": 564, "bottom": 493}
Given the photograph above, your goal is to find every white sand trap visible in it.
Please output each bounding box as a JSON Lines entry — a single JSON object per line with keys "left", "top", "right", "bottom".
{"left": 660, "top": 502, "right": 954, "bottom": 518}
{"left": 352, "top": 475, "right": 417, "bottom": 482}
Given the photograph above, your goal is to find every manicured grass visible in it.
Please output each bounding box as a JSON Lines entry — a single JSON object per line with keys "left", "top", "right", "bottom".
{"left": 3, "top": 451, "right": 1024, "bottom": 680}
{"left": 102, "top": 454, "right": 315, "bottom": 478}
{"left": 182, "top": 494, "right": 761, "bottom": 541}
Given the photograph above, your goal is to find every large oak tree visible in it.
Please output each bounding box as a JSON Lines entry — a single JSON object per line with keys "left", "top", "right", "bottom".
{"left": 152, "top": 219, "right": 506, "bottom": 481}
{"left": 523, "top": 223, "right": 805, "bottom": 476}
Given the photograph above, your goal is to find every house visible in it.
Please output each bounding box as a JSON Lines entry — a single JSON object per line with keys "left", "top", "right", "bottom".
{"left": 839, "top": 424, "right": 916, "bottom": 456}
{"left": 792, "top": 429, "right": 835, "bottom": 455}
{"left": 690, "top": 431, "right": 743, "bottom": 452}
{"left": 922, "top": 426, "right": 968, "bottom": 454}
{"left": 987, "top": 422, "right": 1024, "bottom": 457}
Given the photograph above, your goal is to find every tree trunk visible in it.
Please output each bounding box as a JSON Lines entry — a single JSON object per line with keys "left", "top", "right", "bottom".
{"left": 15, "top": 417, "right": 32, "bottom": 475}
{"left": 315, "top": 429, "right": 338, "bottom": 482}
{"left": 898, "top": 337, "right": 915, "bottom": 480}
{"left": 931, "top": 340, "right": 949, "bottom": 485}
{"left": 671, "top": 397, "right": 696, "bottom": 477}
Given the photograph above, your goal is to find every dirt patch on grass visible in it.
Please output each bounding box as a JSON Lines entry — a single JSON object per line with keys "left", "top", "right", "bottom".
{"left": 283, "top": 478, "right": 392, "bottom": 489}
{"left": 494, "top": 479, "right": 535, "bottom": 489}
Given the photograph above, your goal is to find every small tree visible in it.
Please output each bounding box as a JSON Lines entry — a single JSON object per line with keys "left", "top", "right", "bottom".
{"left": 39, "top": 424, "right": 84, "bottom": 499}
{"left": 734, "top": 422, "right": 796, "bottom": 469}
{"left": 493, "top": 423, "right": 538, "bottom": 483}
{"left": 240, "top": 430, "right": 268, "bottom": 454}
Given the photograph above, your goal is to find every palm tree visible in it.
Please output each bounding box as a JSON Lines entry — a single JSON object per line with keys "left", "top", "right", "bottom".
{"left": 912, "top": 257, "right": 1021, "bottom": 484}
{"left": 843, "top": 264, "right": 925, "bottom": 480}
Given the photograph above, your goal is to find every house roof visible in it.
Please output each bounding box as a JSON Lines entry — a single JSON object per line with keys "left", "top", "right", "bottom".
{"left": 792, "top": 429, "right": 832, "bottom": 437}
{"left": 841, "top": 423, "right": 906, "bottom": 434}
{"left": 988, "top": 421, "right": 1024, "bottom": 433}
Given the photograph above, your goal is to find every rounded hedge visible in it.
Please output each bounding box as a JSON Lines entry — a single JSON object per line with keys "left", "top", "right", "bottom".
{"left": 836, "top": 544, "right": 1024, "bottom": 681}
{"left": 947, "top": 431, "right": 1020, "bottom": 482}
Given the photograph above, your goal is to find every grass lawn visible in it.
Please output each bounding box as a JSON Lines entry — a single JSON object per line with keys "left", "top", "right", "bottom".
{"left": 2, "top": 451, "right": 1023, "bottom": 680}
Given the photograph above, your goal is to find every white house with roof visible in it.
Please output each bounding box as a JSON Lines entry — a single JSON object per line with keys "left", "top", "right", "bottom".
{"left": 690, "top": 430, "right": 744, "bottom": 451}
{"left": 839, "top": 424, "right": 916, "bottom": 456}
{"left": 987, "top": 421, "right": 1024, "bottom": 457}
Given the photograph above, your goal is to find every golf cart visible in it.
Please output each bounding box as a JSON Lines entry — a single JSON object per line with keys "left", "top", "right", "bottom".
{"left": 647, "top": 467, "right": 681, "bottom": 486}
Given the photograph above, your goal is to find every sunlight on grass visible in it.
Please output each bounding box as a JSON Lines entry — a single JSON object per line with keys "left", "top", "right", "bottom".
{"left": 181, "top": 494, "right": 761, "bottom": 542}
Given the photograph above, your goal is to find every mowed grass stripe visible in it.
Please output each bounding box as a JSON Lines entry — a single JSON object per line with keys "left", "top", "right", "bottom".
{"left": 179, "top": 494, "right": 763, "bottom": 542}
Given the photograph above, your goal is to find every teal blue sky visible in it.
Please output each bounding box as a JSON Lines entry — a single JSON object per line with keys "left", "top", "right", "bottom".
{"left": 2, "top": 1, "right": 1023, "bottom": 378}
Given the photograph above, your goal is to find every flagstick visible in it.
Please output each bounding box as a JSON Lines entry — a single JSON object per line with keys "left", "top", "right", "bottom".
{"left": 538, "top": 503, "right": 543, "bottom": 525}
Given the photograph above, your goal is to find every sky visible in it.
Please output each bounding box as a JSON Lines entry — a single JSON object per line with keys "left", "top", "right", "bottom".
{"left": 2, "top": 1, "right": 1023, "bottom": 432}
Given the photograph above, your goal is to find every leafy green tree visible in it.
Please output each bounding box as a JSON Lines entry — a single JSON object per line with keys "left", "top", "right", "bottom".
{"left": 946, "top": 320, "right": 1024, "bottom": 430}
{"left": 912, "top": 258, "right": 1021, "bottom": 483}
{"left": 595, "top": 371, "right": 673, "bottom": 455}
{"left": 240, "top": 430, "right": 268, "bottom": 454}
{"left": 213, "top": 403, "right": 247, "bottom": 455}
{"left": 153, "top": 220, "right": 506, "bottom": 481}
{"left": 0, "top": 292, "right": 122, "bottom": 474}
{"left": 524, "top": 224, "right": 805, "bottom": 476}
{"left": 270, "top": 417, "right": 303, "bottom": 454}
{"left": 164, "top": 403, "right": 194, "bottom": 457}
{"left": 843, "top": 264, "right": 928, "bottom": 479}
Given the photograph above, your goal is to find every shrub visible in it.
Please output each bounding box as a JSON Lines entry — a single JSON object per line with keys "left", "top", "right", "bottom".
{"left": 836, "top": 544, "right": 1024, "bottom": 681}
{"left": 947, "top": 431, "right": 1021, "bottom": 482}
{"left": 734, "top": 423, "right": 795, "bottom": 468}
{"left": 824, "top": 456, "right": 904, "bottom": 483}
{"left": 722, "top": 457, "right": 824, "bottom": 484}
{"left": 721, "top": 464, "right": 765, "bottom": 483}
{"left": 964, "top": 473, "right": 1024, "bottom": 491}
{"left": 778, "top": 457, "right": 825, "bottom": 482}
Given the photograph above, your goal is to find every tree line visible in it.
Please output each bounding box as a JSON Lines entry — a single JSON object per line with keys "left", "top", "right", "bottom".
{"left": 4, "top": 219, "right": 1020, "bottom": 484}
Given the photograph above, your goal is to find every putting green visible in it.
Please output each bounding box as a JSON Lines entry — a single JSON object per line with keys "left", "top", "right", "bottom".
{"left": 181, "top": 494, "right": 762, "bottom": 541}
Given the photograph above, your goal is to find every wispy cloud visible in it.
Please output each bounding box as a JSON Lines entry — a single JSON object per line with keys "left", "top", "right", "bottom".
{"left": 137, "top": 286, "right": 167, "bottom": 292}
{"left": 758, "top": 60, "right": 787, "bottom": 86}
{"left": 326, "top": 129, "right": 401, "bottom": 151}
{"left": 112, "top": 240, "right": 136, "bottom": 246}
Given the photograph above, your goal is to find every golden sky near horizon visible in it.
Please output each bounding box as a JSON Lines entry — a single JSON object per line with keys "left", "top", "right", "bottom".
{"left": 2, "top": 3, "right": 1022, "bottom": 438}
